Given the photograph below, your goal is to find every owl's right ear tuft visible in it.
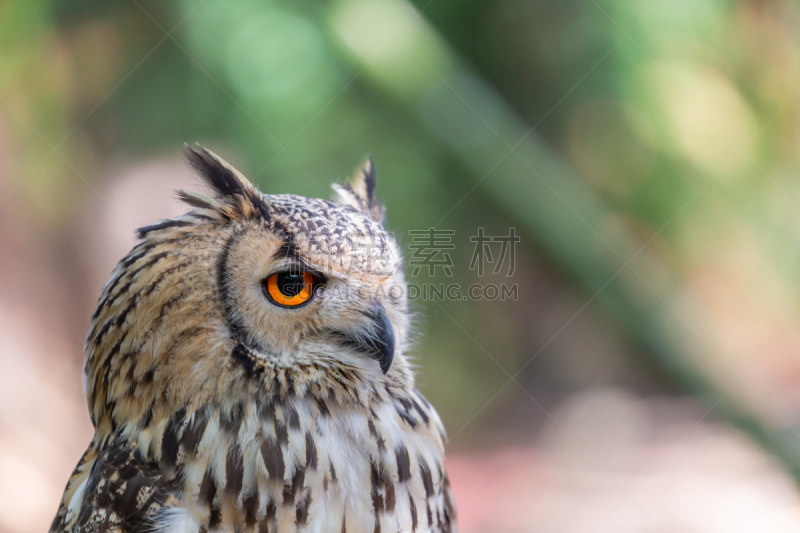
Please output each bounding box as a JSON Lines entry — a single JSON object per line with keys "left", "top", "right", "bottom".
{"left": 333, "top": 157, "right": 385, "bottom": 224}
{"left": 183, "top": 144, "right": 272, "bottom": 223}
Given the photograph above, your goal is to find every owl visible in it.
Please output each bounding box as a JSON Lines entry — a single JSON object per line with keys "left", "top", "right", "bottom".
{"left": 49, "top": 147, "right": 457, "bottom": 533}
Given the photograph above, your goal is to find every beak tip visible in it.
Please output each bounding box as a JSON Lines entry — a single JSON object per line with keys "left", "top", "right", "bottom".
{"left": 379, "top": 345, "right": 394, "bottom": 374}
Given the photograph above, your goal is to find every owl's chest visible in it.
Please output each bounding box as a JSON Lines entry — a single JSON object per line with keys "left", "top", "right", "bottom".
{"left": 168, "top": 396, "right": 446, "bottom": 533}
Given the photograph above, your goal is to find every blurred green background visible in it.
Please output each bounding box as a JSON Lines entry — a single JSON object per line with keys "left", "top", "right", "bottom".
{"left": 6, "top": 0, "right": 800, "bottom": 531}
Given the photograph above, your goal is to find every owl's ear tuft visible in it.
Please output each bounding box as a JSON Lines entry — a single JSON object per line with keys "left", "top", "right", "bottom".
{"left": 184, "top": 144, "right": 272, "bottom": 223}
{"left": 333, "top": 157, "right": 385, "bottom": 224}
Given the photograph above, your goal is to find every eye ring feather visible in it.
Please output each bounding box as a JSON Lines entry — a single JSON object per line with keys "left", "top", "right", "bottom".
{"left": 264, "top": 271, "right": 316, "bottom": 307}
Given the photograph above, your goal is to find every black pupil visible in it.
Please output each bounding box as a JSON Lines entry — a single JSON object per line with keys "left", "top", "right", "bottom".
{"left": 277, "top": 272, "right": 306, "bottom": 297}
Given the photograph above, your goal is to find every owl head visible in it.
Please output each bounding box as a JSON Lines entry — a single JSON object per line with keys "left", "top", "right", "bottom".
{"left": 84, "top": 147, "right": 412, "bottom": 431}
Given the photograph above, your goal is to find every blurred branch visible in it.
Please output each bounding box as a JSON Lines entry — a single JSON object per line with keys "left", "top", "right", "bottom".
{"left": 327, "top": 0, "right": 800, "bottom": 483}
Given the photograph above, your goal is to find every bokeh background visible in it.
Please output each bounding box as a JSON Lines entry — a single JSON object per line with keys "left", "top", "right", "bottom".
{"left": 5, "top": 0, "right": 800, "bottom": 531}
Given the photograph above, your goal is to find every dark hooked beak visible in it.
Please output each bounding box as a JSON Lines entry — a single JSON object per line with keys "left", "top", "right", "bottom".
{"left": 337, "top": 303, "right": 395, "bottom": 374}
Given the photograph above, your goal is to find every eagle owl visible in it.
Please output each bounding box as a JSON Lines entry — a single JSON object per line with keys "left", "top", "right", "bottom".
{"left": 50, "top": 147, "right": 457, "bottom": 533}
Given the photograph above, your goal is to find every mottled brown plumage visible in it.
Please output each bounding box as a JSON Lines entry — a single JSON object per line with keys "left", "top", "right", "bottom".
{"left": 50, "top": 147, "right": 457, "bottom": 533}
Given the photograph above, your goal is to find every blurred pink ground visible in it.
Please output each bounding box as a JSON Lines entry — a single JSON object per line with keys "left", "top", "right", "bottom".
{"left": 447, "top": 447, "right": 548, "bottom": 531}
{"left": 446, "top": 412, "right": 800, "bottom": 533}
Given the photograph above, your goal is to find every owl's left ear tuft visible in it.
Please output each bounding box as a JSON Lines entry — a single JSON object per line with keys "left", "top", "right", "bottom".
{"left": 183, "top": 144, "right": 272, "bottom": 223}
{"left": 333, "top": 157, "right": 385, "bottom": 224}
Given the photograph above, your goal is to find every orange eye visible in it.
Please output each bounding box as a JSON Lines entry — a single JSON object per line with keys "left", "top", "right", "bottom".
{"left": 265, "top": 271, "right": 315, "bottom": 307}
